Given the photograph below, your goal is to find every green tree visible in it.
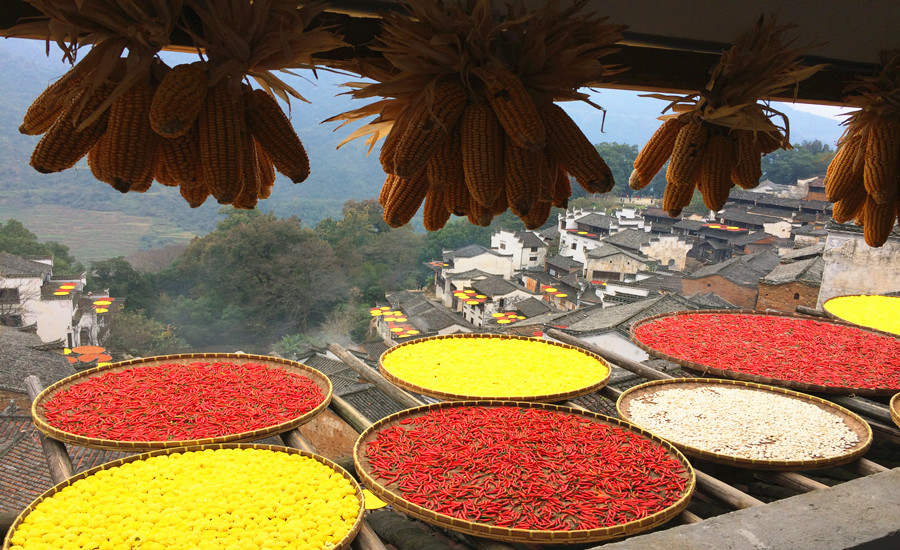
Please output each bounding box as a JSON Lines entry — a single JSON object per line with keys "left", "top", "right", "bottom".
{"left": 0, "top": 218, "right": 84, "bottom": 273}
{"left": 761, "top": 140, "right": 834, "bottom": 184}
{"left": 103, "top": 310, "right": 189, "bottom": 357}
{"left": 594, "top": 142, "right": 640, "bottom": 197}
{"left": 87, "top": 257, "right": 154, "bottom": 314}
{"left": 154, "top": 210, "right": 348, "bottom": 350}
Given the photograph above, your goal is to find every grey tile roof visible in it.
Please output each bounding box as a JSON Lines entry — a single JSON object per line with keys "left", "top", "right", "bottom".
{"left": 575, "top": 212, "right": 614, "bottom": 229}
{"left": 792, "top": 225, "right": 827, "bottom": 236}
{"left": 585, "top": 244, "right": 651, "bottom": 264}
{"left": 303, "top": 355, "right": 354, "bottom": 377}
{"left": 361, "top": 341, "right": 390, "bottom": 363}
{"left": 521, "top": 270, "right": 558, "bottom": 286}
{"left": 800, "top": 199, "right": 832, "bottom": 211}
{"left": 0, "top": 326, "right": 75, "bottom": 393}
{"left": 761, "top": 257, "right": 824, "bottom": 286}
{"left": 471, "top": 276, "right": 522, "bottom": 298}
{"left": 604, "top": 229, "right": 654, "bottom": 251}
{"left": 827, "top": 219, "right": 900, "bottom": 238}
{"left": 515, "top": 231, "right": 547, "bottom": 249}
{"left": 0, "top": 417, "right": 134, "bottom": 514}
{"left": 719, "top": 211, "right": 784, "bottom": 225}
{"left": 728, "top": 232, "right": 774, "bottom": 246}
{"left": 548, "top": 294, "right": 703, "bottom": 336}
{"left": 673, "top": 219, "right": 705, "bottom": 231}
{"left": 687, "top": 252, "right": 781, "bottom": 286}
{"left": 781, "top": 244, "right": 824, "bottom": 261}
{"left": 446, "top": 244, "right": 507, "bottom": 259}
{"left": 641, "top": 208, "right": 672, "bottom": 219}
{"left": 514, "top": 297, "right": 553, "bottom": 317}
{"left": 684, "top": 292, "right": 739, "bottom": 309}
{"left": 339, "top": 387, "right": 406, "bottom": 423}
{"left": 539, "top": 225, "right": 560, "bottom": 240}
{"left": 546, "top": 255, "right": 583, "bottom": 270}
{"left": 446, "top": 269, "right": 493, "bottom": 280}
{"left": 0, "top": 253, "right": 51, "bottom": 278}
{"left": 410, "top": 308, "right": 471, "bottom": 332}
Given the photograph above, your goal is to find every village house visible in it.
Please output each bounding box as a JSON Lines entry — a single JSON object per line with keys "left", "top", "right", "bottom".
{"left": 457, "top": 276, "right": 536, "bottom": 327}
{"left": 792, "top": 224, "right": 829, "bottom": 247}
{"left": 374, "top": 290, "right": 473, "bottom": 342}
{"left": 0, "top": 252, "right": 109, "bottom": 348}
{"left": 545, "top": 254, "right": 583, "bottom": 279}
{"left": 802, "top": 176, "right": 827, "bottom": 202}
{"left": 681, "top": 251, "right": 780, "bottom": 309}
{"left": 816, "top": 221, "right": 900, "bottom": 308}
{"left": 604, "top": 228, "right": 692, "bottom": 272}
{"left": 642, "top": 207, "right": 681, "bottom": 234}
{"left": 717, "top": 211, "right": 793, "bottom": 238}
{"left": 489, "top": 230, "right": 549, "bottom": 270}
{"left": 431, "top": 244, "right": 515, "bottom": 307}
{"left": 583, "top": 244, "right": 657, "bottom": 284}
{"left": 557, "top": 210, "right": 615, "bottom": 263}
{"left": 756, "top": 256, "right": 824, "bottom": 312}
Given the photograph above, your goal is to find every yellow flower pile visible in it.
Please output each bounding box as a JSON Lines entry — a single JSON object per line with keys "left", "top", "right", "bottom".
{"left": 824, "top": 295, "right": 900, "bottom": 335}
{"left": 381, "top": 336, "right": 609, "bottom": 398}
{"left": 8, "top": 448, "right": 360, "bottom": 550}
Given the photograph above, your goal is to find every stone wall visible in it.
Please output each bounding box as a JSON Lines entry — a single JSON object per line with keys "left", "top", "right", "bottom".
{"left": 818, "top": 230, "right": 900, "bottom": 308}
{"left": 681, "top": 275, "right": 757, "bottom": 308}
{"left": 756, "top": 281, "right": 819, "bottom": 312}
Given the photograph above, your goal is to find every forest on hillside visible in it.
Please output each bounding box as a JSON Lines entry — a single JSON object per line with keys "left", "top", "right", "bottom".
{"left": 1, "top": 134, "right": 835, "bottom": 359}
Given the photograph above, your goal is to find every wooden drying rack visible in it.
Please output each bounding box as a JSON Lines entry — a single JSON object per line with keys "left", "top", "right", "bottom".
{"left": 8, "top": 328, "right": 898, "bottom": 550}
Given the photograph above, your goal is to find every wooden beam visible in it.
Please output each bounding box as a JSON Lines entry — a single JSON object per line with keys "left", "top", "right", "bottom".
{"left": 546, "top": 328, "right": 674, "bottom": 381}
{"left": 330, "top": 394, "right": 375, "bottom": 433}
{"left": 846, "top": 458, "right": 889, "bottom": 476}
{"left": 695, "top": 470, "right": 765, "bottom": 509}
{"left": 827, "top": 396, "right": 895, "bottom": 426}
{"left": 328, "top": 343, "right": 425, "bottom": 409}
{"left": 755, "top": 471, "right": 830, "bottom": 493}
{"left": 24, "top": 375, "right": 74, "bottom": 484}
{"left": 0, "top": 1, "right": 875, "bottom": 105}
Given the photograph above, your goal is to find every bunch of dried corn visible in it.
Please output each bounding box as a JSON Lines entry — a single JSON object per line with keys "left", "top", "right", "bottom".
{"left": 631, "top": 15, "right": 824, "bottom": 216}
{"left": 329, "top": 0, "right": 625, "bottom": 230}
{"left": 8, "top": 0, "right": 344, "bottom": 210}
{"left": 824, "top": 50, "right": 900, "bottom": 247}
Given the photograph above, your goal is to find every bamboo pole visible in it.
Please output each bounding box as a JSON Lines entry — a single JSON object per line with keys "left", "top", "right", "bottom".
{"left": 546, "top": 329, "right": 674, "bottom": 381}
{"left": 694, "top": 470, "right": 765, "bottom": 509}
{"left": 328, "top": 343, "right": 425, "bottom": 409}
{"left": 330, "top": 394, "right": 376, "bottom": 433}
{"left": 828, "top": 396, "right": 895, "bottom": 426}
{"left": 678, "top": 510, "right": 704, "bottom": 524}
{"left": 25, "top": 375, "right": 74, "bottom": 483}
{"left": 847, "top": 458, "right": 890, "bottom": 476}
{"left": 755, "top": 471, "right": 830, "bottom": 493}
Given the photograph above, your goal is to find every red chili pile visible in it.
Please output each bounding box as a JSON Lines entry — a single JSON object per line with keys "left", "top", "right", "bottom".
{"left": 42, "top": 362, "right": 325, "bottom": 441}
{"left": 365, "top": 406, "right": 689, "bottom": 531}
{"left": 634, "top": 313, "right": 900, "bottom": 390}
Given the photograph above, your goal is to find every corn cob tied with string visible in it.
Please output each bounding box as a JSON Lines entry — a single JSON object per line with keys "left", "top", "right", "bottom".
{"left": 638, "top": 15, "right": 825, "bottom": 217}
{"left": 327, "top": 0, "right": 625, "bottom": 230}
{"left": 825, "top": 49, "right": 900, "bottom": 246}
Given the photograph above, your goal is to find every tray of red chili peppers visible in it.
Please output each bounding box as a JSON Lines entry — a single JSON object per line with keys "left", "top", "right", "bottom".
{"left": 354, "top": 401, "right": 695, "bottom": 544}
{"left": 630, "top": 310, "right": 900, "bottom": 396}
{"left": 31, "top": 353, "right": 332, "bottom": 450}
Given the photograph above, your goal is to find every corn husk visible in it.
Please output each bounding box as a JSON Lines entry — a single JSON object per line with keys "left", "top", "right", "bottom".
{"left": 643, "top": 14, "right": 826, "bottom": 146}
{"left": 3, "top": 0, "right": 183, "bottom": 128}
{"left": 328, "top": 0, "right": 626, "bottom": 153}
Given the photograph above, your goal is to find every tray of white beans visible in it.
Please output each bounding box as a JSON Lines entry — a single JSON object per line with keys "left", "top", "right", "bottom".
{"left": 616, "top": 378, "right": 873, "bottom": 470}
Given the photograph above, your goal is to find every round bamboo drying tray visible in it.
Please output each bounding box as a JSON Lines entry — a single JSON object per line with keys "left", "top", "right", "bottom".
{"left": 616, "top": 378, "right": 873, "bottom": 470}
{"left": 822, "top": 294, "right": 900, "bottom": 336}
{"left": 378, "top": 333, "right": 611, "bottom": 402}
{"left": 891, "top": 393, "right": 900, "bottom": 430}
{"left": 630, "top": 309, "right": 900, "bottom": 397}
{"left": 354, "top": 400, "right": 695, "bottom": 545}
{"left": 31, "top": 353, "right": 332, "bottom": 451}
{"left": 2, "top": 443, "right": 364, "bottom": 550}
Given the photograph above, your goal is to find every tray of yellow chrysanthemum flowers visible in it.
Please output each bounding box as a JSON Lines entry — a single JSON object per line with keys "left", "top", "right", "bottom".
{"left": 3, "top": 444, "right": 363, "bottom": 550}
{"left": 379, "top": 333, "right": 611, "bottom": 402}
{"left": 822, "top": 295, "right": 900, "bottom": 337}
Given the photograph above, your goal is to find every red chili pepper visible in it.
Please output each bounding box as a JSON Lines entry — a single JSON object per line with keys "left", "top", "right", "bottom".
{"left": 365, "top": 406, "right": 690, "bottom": 531}
{"left": 42, "top": 362, "right": 324, "bottom": 441}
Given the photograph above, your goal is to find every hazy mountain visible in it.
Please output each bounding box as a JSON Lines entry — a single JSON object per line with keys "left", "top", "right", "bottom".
{"left": 0, "top": 38, "right": 846, "bottom": 258}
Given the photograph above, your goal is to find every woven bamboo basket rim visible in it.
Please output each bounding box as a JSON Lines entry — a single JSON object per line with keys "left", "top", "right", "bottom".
{"left": 616, "top": 378, "right": 873, "bottom": 471}
{"left": 2, "top": 443, "right": 364, "bottom": 550}
{"left": 822, "top": 294, "right": 900, "bottom": 337}
{"left": 378, "top": 333, "right": 611, "bottom": 403}
{"left": 353, "top": 400, "right": 696, "bottom": 544}
{"left": 629, "top": 309, "right": 900, "bottom": 397}
{"left": 31, "top": 353, "right": 333, "bottom": 451}
{"left": 891, "top": 393, "right": 900, "bottom": 430}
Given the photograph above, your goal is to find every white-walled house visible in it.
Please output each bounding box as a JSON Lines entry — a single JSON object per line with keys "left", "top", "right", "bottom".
{"left": 583, "top": 245, "right": 657, "bottom": 283}
{"left": 490, "top": 230, "right": 548, "bottom": 270}
{"left": 604, "top": 229, "right": 692, "bottom": 272}
{"left": 457, "top": 276, "right": 537, "bottom": 327}
{"left": 432, "top": 244, "right": 516, "bottom": 308}
{"left": 0, "top": 252, "right": 95, "bottom": 346}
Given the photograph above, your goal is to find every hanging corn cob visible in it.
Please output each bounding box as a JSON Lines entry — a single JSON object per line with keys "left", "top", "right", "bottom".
{"left": 327, "top": 0, "right": 625, "bottom": 230}
{"left": 631, "top": 15, "right": 825, "bottom": 216}
{"left": 5, "top": 0, "right": 344, "bottom": 210}
{"left": 4, "top": 1, "right": 181, "bottom": 187}
{"left": 825, "top": 50, "right": 900, "bottom": 246}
